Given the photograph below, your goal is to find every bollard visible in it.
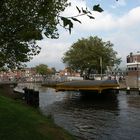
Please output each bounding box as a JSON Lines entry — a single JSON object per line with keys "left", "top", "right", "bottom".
{"left": 24, "top": 89, "right": 33, "bottom": 105}
{"left": 23, "top": 88, "right": 39, "bottom": 107}
{"left": 126, "top": 86, "right": 130, "bottom": 94}
{"left": 28, "top": 89, "right": 34, "bottom": 106}
{"left": 32, "top": 90, "right": 39, "bottom": 107}
{"left": 23, "top": 87, "right": 28, "bottom": 101}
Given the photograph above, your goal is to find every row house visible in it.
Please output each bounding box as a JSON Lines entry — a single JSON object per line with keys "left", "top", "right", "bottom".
{"left": 0, "top": 68, "right": 41, "bottom": 82}
{"left": 0, "top": 67, "right": 81, "bottom": 82}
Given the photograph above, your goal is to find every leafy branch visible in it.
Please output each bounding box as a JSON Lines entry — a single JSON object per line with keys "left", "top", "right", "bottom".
{"left": 58, "top": 4, "right": 103, "bottom": 33}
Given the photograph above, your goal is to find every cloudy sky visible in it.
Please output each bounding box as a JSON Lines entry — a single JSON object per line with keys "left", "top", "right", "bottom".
{"left": 27, "top": 0, "right": 140, "bottom": 70}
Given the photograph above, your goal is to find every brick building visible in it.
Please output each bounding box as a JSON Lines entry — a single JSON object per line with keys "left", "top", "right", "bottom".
{"left": 0, "top": 67, "right": 42, "bottom": 82}
{"left": 126, "top": 52, "right": 140, "bottom": 88}
{"left": 59, "top": 68, "right": 80, "bottom": 77}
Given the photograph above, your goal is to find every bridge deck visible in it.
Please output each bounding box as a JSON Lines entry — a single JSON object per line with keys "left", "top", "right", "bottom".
{"left": 55, "top": 80, "right": 119, "bottom": 93}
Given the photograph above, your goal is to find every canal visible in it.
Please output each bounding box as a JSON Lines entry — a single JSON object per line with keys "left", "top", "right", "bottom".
{"left": 18, "top": 83, "right": 140, "bottom": 140}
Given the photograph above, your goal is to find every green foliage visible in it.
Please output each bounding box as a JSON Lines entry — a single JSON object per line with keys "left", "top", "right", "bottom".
{"left": 62, "top": 36, "right": 121, "bottom": 77}
{"left": 35, "top": 65, "right": 57, "bottom": 78}
{"left": 60, "top": 4, "right": 103, "bottom": 33}
{"left": 35, "top": 64, "right": 49, "bottom": 76}
{"left": 51, "top": 67, "right": 57, "bottom": 75}
{"left": 61, "top": 17, "right": 73, "bottom": 33}
{"left": 76, "top": 6, "right": 81, "bottom": 13}
{"left": 71, "top": 17, "right": 82, "bottom": 24}
{"left": 93, "top": 4, "right": 104, "bottom": 12}
{"left": 0, "top": 0, "right": 104, "bottom": 70}
{"left": 0, "top": 0, "right": 68, "bottom": 69}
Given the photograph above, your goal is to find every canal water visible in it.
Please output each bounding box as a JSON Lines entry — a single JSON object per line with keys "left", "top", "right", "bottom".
{"left": 18, "top": 83, "right": 140, "bottom": 140}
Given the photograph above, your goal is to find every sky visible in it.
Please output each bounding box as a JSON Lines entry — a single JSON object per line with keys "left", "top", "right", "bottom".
{"left": 27, "top": 0, "right": 140, "bottom": 70}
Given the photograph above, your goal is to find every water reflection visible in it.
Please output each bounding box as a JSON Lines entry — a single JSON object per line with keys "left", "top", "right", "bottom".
{"left": 39, "top": 88, "right": 120, "bottom": 140}
{"left": 127, "top": 92, "right": 140, "bottom": 109}
{"left": 40, "top": 88, "right": 140, "bottom": 140}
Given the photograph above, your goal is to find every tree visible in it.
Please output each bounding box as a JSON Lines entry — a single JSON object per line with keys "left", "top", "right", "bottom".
{"left": 0, "top": 0, "right": 104, "bottom": 70}
{"left": 62, "top": 36, "right": 121, "bottom": 79}
{"left": 35, "top": 64, "right": 49, "bottom": 78}
{"left": 35, "top": 64, "right": 56, "bottom": 80}
{"left": 51, "top": 67, "right": 57, "bottom": 75}
{"left": 0, "top": 0, "right": 68, "bottom": 69}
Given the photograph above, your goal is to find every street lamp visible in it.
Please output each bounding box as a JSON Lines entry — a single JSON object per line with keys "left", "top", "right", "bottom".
{"left": 137, "top": 62, "right": 139, "bottom": 88}
{"left": 136, "top": 55, "right": 139, "bottom": 88}
{"left": 100, "top": 57, "right": 103, "bottom": 80}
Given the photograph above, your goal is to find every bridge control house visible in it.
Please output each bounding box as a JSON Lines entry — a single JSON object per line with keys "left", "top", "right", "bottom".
{"left": 126, "top": 52, "right": 140, "bottom": 88}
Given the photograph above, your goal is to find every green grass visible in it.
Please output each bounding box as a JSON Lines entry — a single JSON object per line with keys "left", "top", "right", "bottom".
{"left": 0, "top": 87, "right": 75, "bottom": 140}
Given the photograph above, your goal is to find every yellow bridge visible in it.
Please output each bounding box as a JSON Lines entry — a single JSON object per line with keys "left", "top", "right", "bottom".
{"left": 55, "top": 80, "right": 119, "bottom": 93}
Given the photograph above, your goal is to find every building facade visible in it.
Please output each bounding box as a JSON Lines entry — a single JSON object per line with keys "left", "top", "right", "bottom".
{"left": 0, "top": 68, "right": 42, "bottom": 82}
{"left": 126, "top": 52, "right": 140, "bottom": 88}
{"left": 0, "top": 67, "right": 81, "bottom": 82}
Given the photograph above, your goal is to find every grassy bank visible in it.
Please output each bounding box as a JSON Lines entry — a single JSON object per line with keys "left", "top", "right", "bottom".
{"left": 0, "top": 86, "right": 75, "bottom": 140}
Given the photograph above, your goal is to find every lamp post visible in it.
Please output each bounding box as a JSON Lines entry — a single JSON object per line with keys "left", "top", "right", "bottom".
{"left": 100, "top": 57, "right": 103, "bottom": 80}
{"left": 136, "top": 55, "right": 139, "bottom": 88}
{"left": 137, "top": 63, "right": 139, "bottom": 88}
